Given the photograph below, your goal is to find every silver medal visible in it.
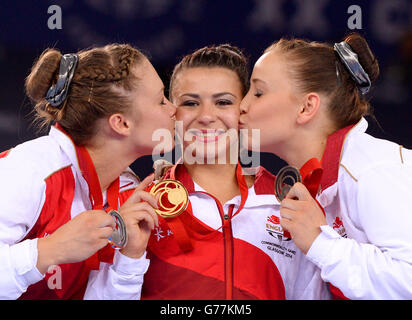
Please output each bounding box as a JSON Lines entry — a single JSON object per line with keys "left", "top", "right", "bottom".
{"left": 108, "top": 210, "right": 127, "bottom": 249}
{"left": 275, "top": 166, "right": 302, "bottom": 202}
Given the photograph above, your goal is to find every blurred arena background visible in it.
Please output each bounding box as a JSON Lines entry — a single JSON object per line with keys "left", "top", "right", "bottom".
{"left": 0, "top": 0, "right": 411, "bottom": 178}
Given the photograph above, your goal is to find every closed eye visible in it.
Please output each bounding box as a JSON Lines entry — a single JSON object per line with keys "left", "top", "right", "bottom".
{"left": 216, "top": 99, "right": 233, "bottom": 106}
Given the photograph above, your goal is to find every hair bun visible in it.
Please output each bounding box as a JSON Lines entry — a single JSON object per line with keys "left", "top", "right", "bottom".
{"left": 25, "top": 48, "right": 62, "bottom": 103}
{"left": 344, "top": 33, "right": 379, "bottom": 83}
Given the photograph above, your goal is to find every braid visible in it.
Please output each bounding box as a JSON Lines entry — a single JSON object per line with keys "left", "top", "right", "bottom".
{"left": 74, "top": 64, "right": 128, "bottom": 82}
{"left": 117, "top": 46, "right": 134, "bottom": 77}
{"left": 74, "top": 45, "right": 140, "bottom": 83}
{"left": 29, "top": 43, "right": 146, "bottom": 145}
{"left": 74, "top": 66, "right": 115, "bottom": 82}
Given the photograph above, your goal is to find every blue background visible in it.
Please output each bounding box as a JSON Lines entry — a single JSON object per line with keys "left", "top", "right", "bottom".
{"left": 0, "top": 0, "right": 411, "bottom": 177}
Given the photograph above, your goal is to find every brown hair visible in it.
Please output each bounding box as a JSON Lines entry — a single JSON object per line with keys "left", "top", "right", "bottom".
{"left": 169, "top": 44, "right": 249, "bottom": 99}
{"left": 25, "top": 43, "right": 146, "bottom": 145}
{"left": 265, "top": 33, "right": 379, "bottom": 130}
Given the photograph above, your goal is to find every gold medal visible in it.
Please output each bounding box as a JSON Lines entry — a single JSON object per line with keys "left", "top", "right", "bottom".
{"left": 150, "top": 179, "right": 189, "bottom": 218}
{"left": 275, "top": 166, "right": 302, "bottom": 202}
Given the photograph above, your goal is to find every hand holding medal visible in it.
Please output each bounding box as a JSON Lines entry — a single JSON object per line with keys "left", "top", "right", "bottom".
{"left": 275, "top": 165, "right": 302, "bottom": 202}
{"left": 105, "top": 174, "right": 190, "bottom": 255}
{"left": 116, "top": 175, "right": 160, "bottom": 258}
{"left": 274, "top": 165, "right": 302, "bottom": 240}
{"left": 107, "top": 210, "right": 128, "bottom": 248}
{"left": 145, "top": 160, "right": 193, "bottom": 252}
{"left": 276, "top": 159, "right": 327, "bottom": 254}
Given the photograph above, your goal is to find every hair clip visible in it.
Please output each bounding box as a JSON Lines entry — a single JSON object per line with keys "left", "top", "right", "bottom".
{"left": 46, "top": 53, "right": 79, "bottom": 107}
{"left": 333, "top": 41, "right": 371, "bottom": 94}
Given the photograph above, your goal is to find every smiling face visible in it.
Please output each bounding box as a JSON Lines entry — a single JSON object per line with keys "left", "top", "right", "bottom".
{"left": 239, "top": 50, "right": 301, "bottom": 154}
{"left": 171, "top": 67, "right": 243, "bottom": 164}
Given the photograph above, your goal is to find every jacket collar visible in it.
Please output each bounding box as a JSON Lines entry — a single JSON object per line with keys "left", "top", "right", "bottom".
{"left": 165, "top": 163, "right": 279, "bottom": 208}
{"left": 320, "top": 117, "right": 368, "bottom": 192}
{"left": 48, "top": 125, "right": 83, "bottom": 178}
{"left": 317, "top": 117, "right": 368, "bottom": 207}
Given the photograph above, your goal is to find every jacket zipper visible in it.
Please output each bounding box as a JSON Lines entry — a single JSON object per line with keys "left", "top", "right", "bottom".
{"left": 222, "top": 204, "right": 235, "bottom": 300}
{"left": 198, "top": 191, "right": 236, "bottom": 300}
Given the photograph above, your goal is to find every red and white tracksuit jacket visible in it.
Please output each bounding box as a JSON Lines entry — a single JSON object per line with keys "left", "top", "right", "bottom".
{"left": 87, "top": 117, "right": 412, "bottom": 299}
{"left": 0, "top": 126, "right": 141, "bottom": 299}
{"left": 306, "top": 118, "right": 412, "bottom": 299}
{"left": 86, "top": 162, "right": 331, "bottom": 300}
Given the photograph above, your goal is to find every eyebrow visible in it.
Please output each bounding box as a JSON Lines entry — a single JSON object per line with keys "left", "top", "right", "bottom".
{"left": 251, "top": 78, "right": 266, "bottom": 85}
{"left": 179, "top": 92, "right": 237, "bottom": 99}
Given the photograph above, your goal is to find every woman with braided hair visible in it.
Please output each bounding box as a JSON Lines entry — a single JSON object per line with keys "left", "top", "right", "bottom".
{"left": 88, "top": 44, "right": 329, "bottom": 300}
{"left": 0, "top": 43, "right": 176, "bottom": 299}
{"left": 240, "top": 33, "right": 412, "bottom": 299}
